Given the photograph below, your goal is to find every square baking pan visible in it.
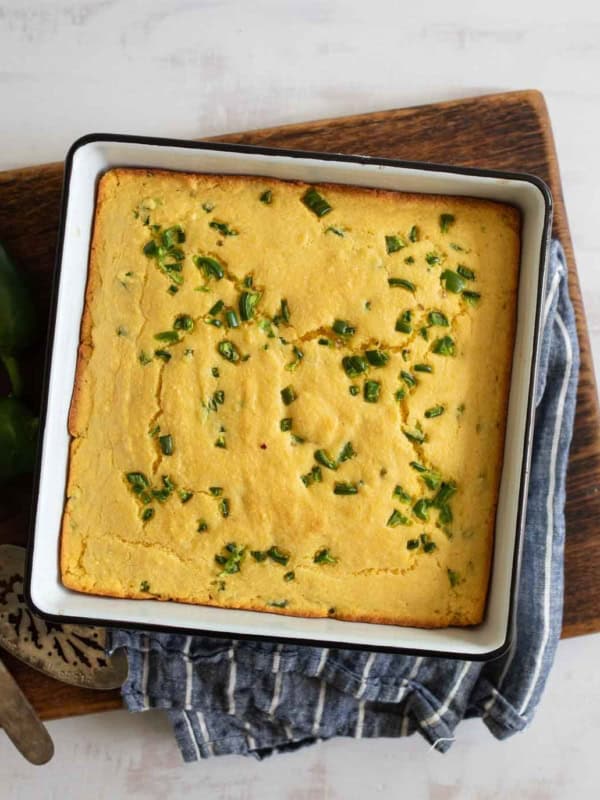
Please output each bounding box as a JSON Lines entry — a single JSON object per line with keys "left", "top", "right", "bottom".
{"left": 26, "top": 133, "right": 552, "bottom": 660}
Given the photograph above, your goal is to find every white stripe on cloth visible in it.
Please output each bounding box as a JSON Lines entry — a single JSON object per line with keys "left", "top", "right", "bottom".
{"left": 400, "top": 657, "right": 423, "bottom": 735}
{"left": 183, "top": 636, "right": 193, "bottom": 709}
{"left": 518, "top": 312, "right": 573, "bottom": 717}
{"left": 183, "top": 712, "right": 201, "bottom": 760}
{"left": 141, "top": 634, "right": 150, "bottom": 709}
{"left": 227, "top": 642, "right": 237, "bottom": 715}
{"left": 355, "top": 700, "right": 366, "bottom": 738}
{"left": 269, "top": 670, "right": 284, "bottom": 716}
{"left": 420, "top": 660, "right": 472, "bottom": 728}
{"left": 243, "top": 719, "right": 256, "bottom": 750}
{"left": 315, "top": 648, "right": 329, "bottom": 677}
{"left": 355, "top": 652, "right": 377, "bottom": 699}
{"left": 196, "top": 710, "right": 214, "bottom": 757}
{"left": 542, "top": 266, "right": 563, "bottom": 330}
{"left": 312, "top": 680, "right": 327, "bottom": 736}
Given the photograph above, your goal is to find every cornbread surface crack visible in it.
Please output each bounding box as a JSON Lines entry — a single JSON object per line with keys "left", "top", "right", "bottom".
{"left": 60, "top": 168, "right": 521, "bottom": 627}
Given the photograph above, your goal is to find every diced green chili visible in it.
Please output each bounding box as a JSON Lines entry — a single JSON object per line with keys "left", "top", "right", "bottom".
{"left": 302, "top": 188, "right": 332, "bottom": 217}
{"left": 301, "top": 465, "right": 322, "bottom": 487}
{"left": 315, "top": 449, "right": 338, "bottom": 470}
{"left": 209, "top": 220, "right": 238, "bottom": 236}
{"left": 338, "top": 441, "right": 356, "bottom": 463}
{"left": 388, "top": 278, "right": 416, "bottom": 291}
{"left": 413, "top": 499, "right": 431, "bottom": 521}
{"left": 457, "top": 265, "right": 475, "bottom": 281}
{"left": 406, "top": 539, "right": 419, "bottom": 550}
{"left": 463, "top": 290, "right": 481, "bottom": 305}
{"left": 439, "top": 213, "right": 455, "bottom": 233}
{"left": 363, "top": 380, "right": 381, "bottom": 403}
{"left": 218, "top": 340, "right": 241, "bottom": 363}
{"left": 414, "top": 363, "right": 432, "bottom": 373}
{"left": 447, "top": 569, "right": 461, "bottom": 587}
{"left": 403, "top": 428, "right": 426, "bottom": 444}
{"left": 393, "top": 485, "right": 411, "bottom": 503}
{"left": 433, "top": 336, "right": 455, "bottom": 356}
{"left": 428, "top": 310, "right": 449, "bottom": 327}
{"left": 385, "top": 235, "right": 406, "bottom": 254}
{"left": 425, "top": 405, "right": 445, "bottom": 418}
{"left": 332, "top": 319, "right": 355, "bottom": 337}
{"left": 400, "top": 370, "right": 417, "bottom": 388}
{"left": 440, "top": 269, "right": 465, "bottom": 293}
{"left": 333, "top": 482, "right": 359, "bottom": 495}
{"left": 395, "top": 310, "right": 412, "bottom": 334}
{"left": 280, "top": 417, "right": 293, "bottom": 432}
{"left": 365, "top": 350, "right": 389, "bottom": 367}
{"left": 194, "top": 255, "right": 225, "bottom": 280}
{"left": 387, "top": 509, "right": 411, "bottom": 527}
{"left": 425, "top": 252, "right": 441, "bottom": 266}
{"left": 225, "top": 308, "right": 240, "bottom": 328}
{"left": 314, "top": 548, "right": 338, "bottom": 564}
{"left": 281, "top": 385, "right": 297, "bottom": 405}
{"left": 239, "top": 291, "right": 262, "bottom": 321}
{"left": 267, "top": 546, "right": 290, "bottom": 566}
{"left": 159, "top": 434, "right": 173, "bottom": 455}
{"left": 260, "top": 190, "right": 272, "bottom": 204}
{"left": 408, "top": 225, "right": 419, "bottom": 243}
{"left": 154, "top": 330, "right": 180, "bottom": 344}
{"left": 342, "top": 355, "right": 368, "bottom": 378}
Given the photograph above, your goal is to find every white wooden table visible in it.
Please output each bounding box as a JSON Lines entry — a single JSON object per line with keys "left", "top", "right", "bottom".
{"left": 1, "top": 1, "right": 599, "bottom": 797}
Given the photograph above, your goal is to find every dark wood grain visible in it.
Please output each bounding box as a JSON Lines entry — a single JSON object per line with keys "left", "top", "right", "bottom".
{"left": 0, "top": 90, "right": 597, "bottom": 723}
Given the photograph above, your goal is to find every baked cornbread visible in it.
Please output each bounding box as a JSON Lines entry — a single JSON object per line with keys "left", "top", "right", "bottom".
{"left": 60, "top": 167, "right": 520, "bottom": 628}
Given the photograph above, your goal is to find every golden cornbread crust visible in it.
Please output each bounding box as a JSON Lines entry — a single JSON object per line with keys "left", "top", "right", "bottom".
{"left": 60, "top": 167, "right": 521, "bottom": 628}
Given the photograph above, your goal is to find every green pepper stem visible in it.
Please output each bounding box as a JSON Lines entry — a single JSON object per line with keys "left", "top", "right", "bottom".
{"left": 1, "top": 353, "right": 23, "bottom": 397}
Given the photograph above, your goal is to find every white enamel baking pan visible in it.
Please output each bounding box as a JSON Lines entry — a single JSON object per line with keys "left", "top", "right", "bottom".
{"left": 26, "top": 134, "right": 552, "bottom": 659}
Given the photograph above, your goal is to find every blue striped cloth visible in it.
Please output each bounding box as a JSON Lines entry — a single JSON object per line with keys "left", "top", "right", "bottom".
{"left": 108, "top": 240, "right": 579, "bottom": 761}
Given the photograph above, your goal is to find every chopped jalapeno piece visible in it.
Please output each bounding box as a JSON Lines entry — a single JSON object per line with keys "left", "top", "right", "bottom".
{"left": 239, "top": 291, "right": 262, "bottom": 321}
{"left": 219, "top": 498, "right": 230, "bottom": 518}
{"left": 159, "top": 434, "right": 173, "bottom": 455}
{"left": 126, "top": 472, "right": 150, "bottom": 492}
{"left": 387, "top": 509, "right": 411, "bottom": 527}
{"left": 194, "top": 255, "right": 225, "bottom": 280}
{"left": 388, "top": 277, "right": 416, "bottom": 291}
{"left": 260, "top": 189, "right": 273, "bottom": 204}
{"left": 440, "top": 269, "right": 465, "bottom": 293}
{"left": 333, "top": 482, "right": 359, "bottom": 495}
{"left": 325, "top": 226, "right": 345, "bottom": 237}
{"left": 428, "top": 310, "right": 449, "bottom": 327}
{"left": 408, "top": 225, "right": 419, "bottom": 243}
{"left": 447, "top": 569, "right": 461, "bottom": 587}
{"left": 209, "top": 486, "right": 223, "bottom": 496}
{"left": 302, "top": 187, "right": 332, "bottom": 217}
{"left": 211, "top": 366, "right": 220, "bottom": 378}
{"left": 209, "top": 220, "right": 238, "bottom": 237}
{"left": 457, "top": 264, "right": 475, "bottom": 281}
{"left": 395, "top": 310, "right": 412, "bottom": 333}
{"left": 267, "top": 546, "right": 290, "bottom": 566}
{"left": 363, "top": 380, "right": 381, "bottom": 403}
{"left": 406, "top": 539, "right": 419, "bottom": 550}
{"left": 342, "top": 355, "right": 368, "bottom": 378}
{"left": 400, "top": 371, "right": 417, "bottom": 388}
{"left": 281, "top": 385, "right": 297, "bottom": 405}
{"left": 138, "top": 351, "right": 152, "bottom": 365}
{"left": 280, "top": 417, "right": 293, "bottom": 432}
{"left": 197, "top": 519, "right": 208, "bottom": 532}
{"left": 395, "top": 387, "right": 406, "bottom": 401}
{"left": 251, "top": 550, "right": 268, "bottom": 562}
{"left": 154, "top": 330, "right": 180, "bottom": 344}
{"left": 173, "top": 314, "right": 194, "bottom": 331}
{"left": 423, "top": 540, "right": 437, "bottom": 553}
{"left": 414, "top": 363, "right": 432, "bottom": 373}
{"left": 332, "top": 319, "right": 356, "bottom": 337}
{"left": 209, "top": 300, "right": 224, "bottom": 316}
{"left": 439, "top": 213, "right": 455, "bottom": 233}
{"left": 385, "top": 235, "right": 406, "bottom": 254}
{"left": 393, "top": 485, "right": 411, "bottom": 503}
{"left": 301, "top": 465, "right": 322, "bottom": 487}
{"left": 433, "top": 336, "right": 455, "bottom": 356}
{"left": 225, "top": 308, "right": 240, "bottom": 328}
{"left": 179, "top": 490, "right": 193, "bottom": 503}
{"left": 268, "top": 599, "right": 288, "bottom": 608}
{"left": 349, "top": 384, "right": 360, "bottom": 396}
{"left": 314, "top": 548, "right": 338, "bottom": 564}
{"left": 365, "top": 350, "right": 389, "bottom": 367}
{"left": 463, "top": 290, "right": 481, "bottom": 305}
{"left": 218, "top": 340, "right": 241, "bottom": 363}
{"left": 433, "top": 481, "right": 457, "bottom": 507}
{"left": 318, "top": 337, "right": 331, "bottom": 346}
{"left": 403, "top": 428, "right": 426, "bottom": 444}
{"left": 314, "top": 449, "right": 338, "bottom": 470}
{"left": 425, "top": 405, "right": 445, "bottom": 418}
{"left": 338, "top": 441, "right": 356, "bottom": 463}
{"left": 140, "top": 580, "right": 151, "bottom": 591}
{"left": 413, "top": 499, "right": 431, "bottom": 521}
{"left": 425, "top": 252, "right": 441, "bottom": 266}
{"left": 284, "top": 571, "right": 295, "bottom": 582}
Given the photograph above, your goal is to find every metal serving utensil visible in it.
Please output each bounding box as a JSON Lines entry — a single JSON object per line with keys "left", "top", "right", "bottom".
{"left": 0, "top": 545, "right": 128, "bottom": 690}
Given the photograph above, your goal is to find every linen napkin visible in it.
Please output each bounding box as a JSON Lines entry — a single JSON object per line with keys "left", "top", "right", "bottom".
{"left": 108, "top": 240, "right": 579, "bottom": 761}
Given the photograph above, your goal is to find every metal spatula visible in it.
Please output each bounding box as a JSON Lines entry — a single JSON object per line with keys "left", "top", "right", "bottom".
{"left": 0, "top": 545, "right": 128, "bottom": 689}
{"left": 0, "top": 655, "right": 54, "bottom": 764}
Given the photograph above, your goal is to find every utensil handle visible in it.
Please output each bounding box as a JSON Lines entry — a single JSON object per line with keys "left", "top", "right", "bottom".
{"left": 0, "top": 658, "right": 54, "bottom": 765}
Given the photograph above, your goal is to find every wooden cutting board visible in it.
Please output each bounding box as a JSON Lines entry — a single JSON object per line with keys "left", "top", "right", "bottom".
{"left": 0, "top": 90, "right": 598, "bottom": 723}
